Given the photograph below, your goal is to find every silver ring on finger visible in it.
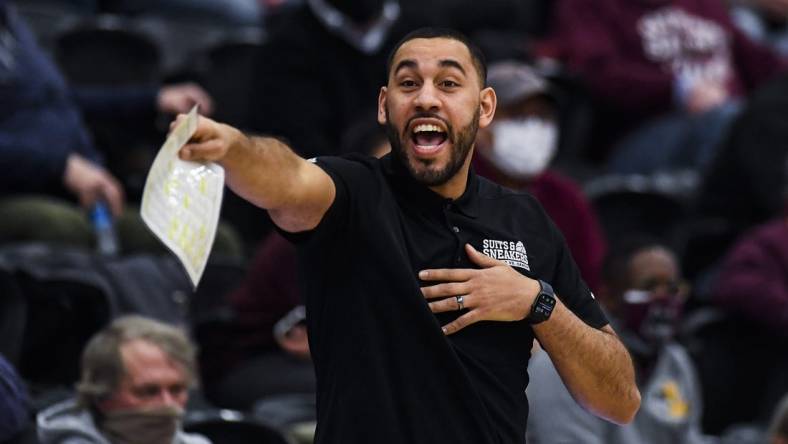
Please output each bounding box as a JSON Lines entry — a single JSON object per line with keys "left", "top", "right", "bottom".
{"left": 456, "top": 295, "right": 465, "bottom": 310}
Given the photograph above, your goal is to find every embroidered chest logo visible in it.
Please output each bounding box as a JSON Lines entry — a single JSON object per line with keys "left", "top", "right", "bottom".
{"left": 482, "top": 239, "right": 530, "bottom": 271}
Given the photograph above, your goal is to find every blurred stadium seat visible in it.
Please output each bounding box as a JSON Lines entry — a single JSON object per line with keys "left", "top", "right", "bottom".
{"left": 584, "top": 171, "right": 697, "bottom": 250}
{"left": 54, "top": 15, "right": 162, "bottom": 86}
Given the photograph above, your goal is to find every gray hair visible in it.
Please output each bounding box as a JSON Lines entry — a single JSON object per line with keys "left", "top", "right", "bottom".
{"left": 76, "top": 315, "right": 198, "bottom": 408}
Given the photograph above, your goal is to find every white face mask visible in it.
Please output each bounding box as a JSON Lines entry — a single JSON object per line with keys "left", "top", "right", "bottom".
{"left": 487, "top": 118, "right": 558, "bottom": 180}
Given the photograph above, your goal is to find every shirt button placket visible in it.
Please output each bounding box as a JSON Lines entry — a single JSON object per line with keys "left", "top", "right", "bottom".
{"left": 444, "top": 205, "right": 464, "bottom": 264}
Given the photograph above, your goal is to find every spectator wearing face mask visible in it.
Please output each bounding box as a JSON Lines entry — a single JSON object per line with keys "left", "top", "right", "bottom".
{"left": 526, "top": 237, "right": 717, "bottom": 443}
{"left": 474, "top": 60, "right": 607, "bottom": 292}
{"left": 37, "top": 316, "right": 211, "bottom": 444}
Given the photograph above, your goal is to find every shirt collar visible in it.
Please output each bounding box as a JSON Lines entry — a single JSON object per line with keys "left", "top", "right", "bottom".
{"left": 381, "top": 153, "right": 479, "bottom": 218}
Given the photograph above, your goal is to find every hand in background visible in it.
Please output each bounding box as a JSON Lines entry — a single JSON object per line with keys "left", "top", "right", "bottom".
{"left": 277, "top": 324, "right": 311, "bottom": 360}
{"left": 62, "top": 153, "right": 125, "bottom": 217}
{"left": 157, "top": 83, "right": 215, "bottom": 116}
{"left": 684, "top": 82, "right": 729, "bottom": 114}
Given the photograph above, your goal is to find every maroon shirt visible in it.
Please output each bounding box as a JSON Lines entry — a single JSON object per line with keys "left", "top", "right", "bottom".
{"left": 712, "top": 217, "right": 788, "bottom": 335}
{"left": 228, "top": 232, "right": 301, "bottom": 351}
{"left": 550, "top": 0, "right": 786, "bottom": 120}
{"left": 529, "top": 171, "right": 607, "bottom": 293}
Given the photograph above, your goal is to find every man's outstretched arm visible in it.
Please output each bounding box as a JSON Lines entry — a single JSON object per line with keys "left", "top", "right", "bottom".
{"left": 175, "top": 115, "right": 335, "bottom": 233}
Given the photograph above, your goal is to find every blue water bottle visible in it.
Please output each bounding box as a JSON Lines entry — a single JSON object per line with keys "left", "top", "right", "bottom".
{"left": 91, "top": 201, "right": 119, "bottom": 256}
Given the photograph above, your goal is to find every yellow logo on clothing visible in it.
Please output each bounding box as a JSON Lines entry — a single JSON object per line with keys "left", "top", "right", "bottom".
{"left": 659, "top": 380, "right": 689, "bottom": 419}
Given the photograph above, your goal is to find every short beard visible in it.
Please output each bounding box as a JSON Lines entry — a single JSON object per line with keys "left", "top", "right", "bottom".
{"left": 385, "top": 107, "right": 479, "bottom": 187}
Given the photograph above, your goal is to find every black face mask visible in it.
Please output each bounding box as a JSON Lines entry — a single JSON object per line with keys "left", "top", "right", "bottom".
{"left": 616, "top": 286, "right": 686, "bottom": 363}
{"left": 325, "top": 0, "right": 384, "bottom": 24}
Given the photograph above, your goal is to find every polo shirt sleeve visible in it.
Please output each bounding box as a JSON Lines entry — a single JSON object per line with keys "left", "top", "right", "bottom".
{"left": 548, "top": 219, "right": 609, "bottom": 330}
{"left": 277, "top": 154, "right": 378, "bottom": 245}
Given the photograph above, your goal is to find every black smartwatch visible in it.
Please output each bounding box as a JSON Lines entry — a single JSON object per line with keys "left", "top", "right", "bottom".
{"left": 528, "top": 280, "right": 556, "bottom": 325}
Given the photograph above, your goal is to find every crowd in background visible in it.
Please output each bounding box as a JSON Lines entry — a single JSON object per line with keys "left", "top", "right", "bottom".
{"left": 1, "top": 0, "right": 787, "bottom": 443}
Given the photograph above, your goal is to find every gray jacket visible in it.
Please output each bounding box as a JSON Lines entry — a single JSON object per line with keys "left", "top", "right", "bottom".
{"left": 526, "top": 343, "right": 719, "bottom": 444}
{"left": 37, "top": 399, "right": 210, "bottom": 444}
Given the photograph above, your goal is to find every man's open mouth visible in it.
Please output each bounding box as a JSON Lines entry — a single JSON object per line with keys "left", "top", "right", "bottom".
{"left": 411, "top": 123, "right": 448, "bottom": 154}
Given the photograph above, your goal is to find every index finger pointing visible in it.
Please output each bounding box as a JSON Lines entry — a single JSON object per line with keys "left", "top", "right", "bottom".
{"left": 419, "top": 268, "right": 475, "bottom": 282}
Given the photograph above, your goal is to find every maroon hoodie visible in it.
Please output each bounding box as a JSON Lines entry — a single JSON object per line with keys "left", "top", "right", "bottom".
{"left": 550, "top": 0, "right": 785, "bottom": 120}
{"left": 712, "top": 217, "right": 788, "bottom": 335}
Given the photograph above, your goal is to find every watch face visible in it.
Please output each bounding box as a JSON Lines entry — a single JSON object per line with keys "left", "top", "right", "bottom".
{"left": 534, "top": 293, "right": 556, "bottom": 316}
{"left": 530, "top": 281, "right": 556, "bottom": 324}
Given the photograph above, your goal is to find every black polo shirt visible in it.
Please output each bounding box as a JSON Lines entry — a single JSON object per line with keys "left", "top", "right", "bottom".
{"left": 291, "top": 153, "right": 608, "bottom": 444}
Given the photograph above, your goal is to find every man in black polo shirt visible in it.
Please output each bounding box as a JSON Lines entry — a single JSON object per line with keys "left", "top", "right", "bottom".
{"left": 176, "top": 28, "right": 640, "bottom": 443}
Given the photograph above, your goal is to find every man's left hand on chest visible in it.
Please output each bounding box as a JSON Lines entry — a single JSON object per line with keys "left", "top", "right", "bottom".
{"left": 420, "top": 243, "right": 541, "bottom": 334}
